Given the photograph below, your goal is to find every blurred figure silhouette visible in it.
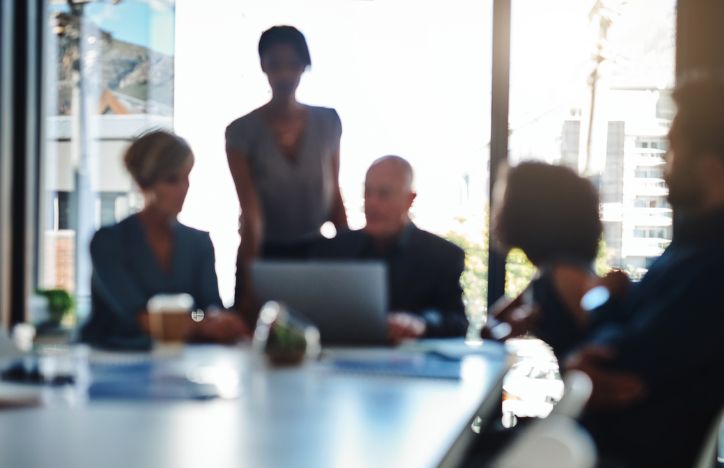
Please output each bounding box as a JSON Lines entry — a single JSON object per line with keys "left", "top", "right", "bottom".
{"left": 226, "top": 26, "right": 347, "bottom": 324}
{"left": 81, "top": 130, "right": 248, "bottom": 350}
{"left": 315, "top": 156, "right": 468, "bottom": 343}
{"left": 483, "top": 161, "right": 626, "bottom": 361}
{"left": 568, "top": 76, "right": 724, "bottom": 468}
{"left": 472, "top": 78, "right": 724, "bottom": 468}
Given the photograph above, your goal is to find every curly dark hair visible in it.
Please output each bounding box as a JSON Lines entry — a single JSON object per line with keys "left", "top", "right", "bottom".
{"left": 494, "top": 161, "right": 602, "bottom": 266}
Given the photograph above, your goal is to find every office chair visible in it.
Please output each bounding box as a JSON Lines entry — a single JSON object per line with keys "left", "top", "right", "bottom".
{"left": 491, "top": 370, "right": 597, "bottom": 468}
{"left": 694, "top": 406, "right": 724, "bottom": 468}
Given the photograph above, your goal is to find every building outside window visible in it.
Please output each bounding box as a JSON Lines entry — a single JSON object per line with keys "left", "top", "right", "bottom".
{"left": 39, "top": 0, "right": 176, "bottom": 320}
{"left": 507, "top": 0, "right": 675, "bottom": 286}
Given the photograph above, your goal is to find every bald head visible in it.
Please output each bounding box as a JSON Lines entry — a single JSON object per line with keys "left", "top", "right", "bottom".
{"left": 364, "top": 155, "right": 417, "bottom": 240}
{"left": 367, "top": 155, "right": 414, "bottom": 192}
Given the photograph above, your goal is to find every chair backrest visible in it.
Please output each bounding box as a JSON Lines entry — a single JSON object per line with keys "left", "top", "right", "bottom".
{"left": 0, "top": 329, "right": 23, "bottom": 362}
{"left": 492, "top": 371, "right": 597, "bottom": 468}
{"left": 694, "top": 406, "right": 724, "bottom": 468}
{"left": 551, "top": 370, "right": 593, "bottom": 418}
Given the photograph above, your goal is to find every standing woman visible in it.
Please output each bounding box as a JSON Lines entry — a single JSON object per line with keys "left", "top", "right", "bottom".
{"left": 225, "top": 26, "right": 347, "bottom": 321}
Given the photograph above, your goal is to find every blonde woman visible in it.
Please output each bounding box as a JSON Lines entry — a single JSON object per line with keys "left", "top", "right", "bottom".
{"left": 81, "top": 130, "right": 248, "bottom": 350}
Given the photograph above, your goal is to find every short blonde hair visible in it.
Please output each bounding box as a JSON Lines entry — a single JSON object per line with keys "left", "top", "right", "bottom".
{"left": 124, "top": 130, "right": 194, "bottom": 189}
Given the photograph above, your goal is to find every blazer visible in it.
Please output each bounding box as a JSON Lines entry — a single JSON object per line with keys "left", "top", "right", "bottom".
{"left": 80, "top": 214, "right": 222, "bottom": 350}
{"left": 314, "top": 223, "right": 468, "bottom": 337}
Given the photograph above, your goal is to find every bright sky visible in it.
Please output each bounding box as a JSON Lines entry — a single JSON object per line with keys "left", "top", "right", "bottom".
{"left": 84, "top": 0, "right": 175, "bottom": 55}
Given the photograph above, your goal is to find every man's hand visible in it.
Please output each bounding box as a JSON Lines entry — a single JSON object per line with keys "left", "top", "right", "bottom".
{"left": 565, "top": 346, "right": 647, "bottom": 410}
{"left": 388, "top": 312, "right": 426, "bottom": 344}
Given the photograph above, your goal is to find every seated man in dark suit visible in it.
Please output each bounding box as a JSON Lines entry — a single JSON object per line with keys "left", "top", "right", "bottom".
{"left": 316, "top": 155, "right": 468, "bottom": 342}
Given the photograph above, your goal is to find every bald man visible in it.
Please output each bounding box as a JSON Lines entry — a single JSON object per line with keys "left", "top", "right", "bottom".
{"left": 316, "top": 156, "right": 468, "bottom": 343}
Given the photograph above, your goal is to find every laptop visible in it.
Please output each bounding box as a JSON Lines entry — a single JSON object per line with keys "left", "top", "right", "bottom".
{"left": 251, "top": 261, "right": 389, "bottom": 346}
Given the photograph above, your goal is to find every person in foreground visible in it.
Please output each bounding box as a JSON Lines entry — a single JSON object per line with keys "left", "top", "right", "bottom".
{"left": 475, "top": 78, "right": 724, "bottom": 468}
{"left": 569, "top": 77, "right": 724, "bottom": 468}
{"left": 315, "top": 156, "right": 468, "bottom": 343}
{"left": 81, "top": 130, "right": 248, "bottom": 350}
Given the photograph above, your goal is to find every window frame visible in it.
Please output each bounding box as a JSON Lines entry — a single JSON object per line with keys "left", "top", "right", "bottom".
{"left": 0, "top": 1, "right": 12, "bottom": 328}
{"left": 0, "top": 0, "right": 44, "bottom": 328}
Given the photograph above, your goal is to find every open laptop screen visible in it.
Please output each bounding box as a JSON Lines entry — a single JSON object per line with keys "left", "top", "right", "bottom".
{"left": 251, "top": 261, "right": 388, "bottom": 346}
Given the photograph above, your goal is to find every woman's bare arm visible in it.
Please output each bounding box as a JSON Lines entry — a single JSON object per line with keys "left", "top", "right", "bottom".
{"left": 329, "top": 147, "right": 348, "bottom": 230}
{"left": 226, "top": 148, "right": 265, "bottom": 322}
{"left": 226, "top": 148, "right": 264, "bottom": 262}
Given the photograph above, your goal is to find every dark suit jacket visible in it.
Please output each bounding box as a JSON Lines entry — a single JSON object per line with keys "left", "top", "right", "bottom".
{"left": 80, "top": 214, "right": 223, "bottom": 350}
{"left": 314, "top": 223, "right": 468, "bottom": 337}
{"left": 581, "top": 207, "right": 724, "bottom": 468}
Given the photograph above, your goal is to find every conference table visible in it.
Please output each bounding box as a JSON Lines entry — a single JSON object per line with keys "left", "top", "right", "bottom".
{"left": 0, "top": 341, "right": 509, "bottom": 468}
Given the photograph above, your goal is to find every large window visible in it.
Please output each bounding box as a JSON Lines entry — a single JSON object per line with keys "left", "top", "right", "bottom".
{"left": 505, "top": 0, "right": 676, "bottom": 294}
{"left": 39, "top": 0, "right": 176, "bottom": 321}
{"left": 174, "top": 0, "right": 494, "bottom": 316}
{"left": 32, "top": 0, "right": 679, "bottom": 327}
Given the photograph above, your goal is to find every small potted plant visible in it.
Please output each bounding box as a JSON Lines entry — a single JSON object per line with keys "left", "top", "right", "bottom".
{"left": 34, "top": 288, "right": 73, "bottom": 331}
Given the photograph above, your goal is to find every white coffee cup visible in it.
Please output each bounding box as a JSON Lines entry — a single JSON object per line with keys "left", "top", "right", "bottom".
{"left": 146, "top": 294, "right": 194, "bottom": 343}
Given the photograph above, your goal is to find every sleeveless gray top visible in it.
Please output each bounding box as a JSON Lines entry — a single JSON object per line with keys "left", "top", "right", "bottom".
{"left": 225, "top": 105, "right": 342, "bottom": 244}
